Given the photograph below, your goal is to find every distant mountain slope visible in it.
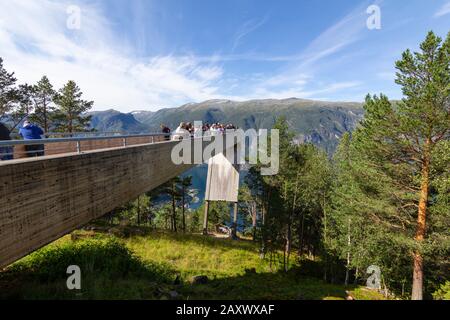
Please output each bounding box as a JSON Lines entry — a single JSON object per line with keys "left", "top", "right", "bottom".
{"left": 88, "top": 109, "right": 149, "bottom": 133}
{"left": 89, "top": 98, "right": 364, "bottom": 153}
{"left": 142, "top": 98, "right": 364, "bottom": 154}
{"left": 130, "top": 110, "right": 156, "bottom": 124}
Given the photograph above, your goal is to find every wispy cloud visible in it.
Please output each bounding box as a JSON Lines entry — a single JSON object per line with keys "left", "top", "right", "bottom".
{"left": 231, "top": 16, "right": 269, "bottom": 52}
{"left": 240, "top": 1, "right": 374, "bottom": 101}
{"left": 0, "top": 0, "right": 398, "bottom": 110}
{"left": 434, "top": 2, "right": 450, "bottom": 17}
{"left": 0, "top": 0, "right": 226, "bottom": 111}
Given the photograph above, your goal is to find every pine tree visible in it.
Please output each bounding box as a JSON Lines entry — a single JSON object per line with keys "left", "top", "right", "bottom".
{"left": 395, "top": 32, "right": 449, "bottom": 299}
{"left": 30, "top": 76, "right": 56, "bottom": 132}
{"left": 7, "top": 84, "right": 35, "bottom": 131}
{"left": 333, "top": 31, "right": 449, "bottom": 299}
{"left": 179, "top": 176, "right": 193, "bottom": 233}
{"left": 0, "top": 57, "right": 18, "bottom": 121}
{"left": 54, "top": 80, "right": 93, "bottom": 133}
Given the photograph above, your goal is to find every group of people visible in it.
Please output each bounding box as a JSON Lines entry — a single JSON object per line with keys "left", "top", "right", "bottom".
{"left": 0, "top": 119, "right": 238, "bottom": 161}
{"left": 0, "top": 120, "right": 45, "bottom": 161}
{"left": 204, "top": 122, "right": 237, "bottom": 133}
{"left": 161, "top": 122, "right": 237, "bottom": 141}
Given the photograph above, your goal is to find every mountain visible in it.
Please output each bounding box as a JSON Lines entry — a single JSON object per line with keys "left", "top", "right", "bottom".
{"left": 88, "top": 98, "right": 365, "bottom": 208}
{"left": 90, "top": 98, "right": 364, "bottom": 154}
{"left": 145, "top": 98, "right": 363, "bottom": 153}
{"left": 129, "top": 110, "right": 156, "bottom": 124}
{"left": 88, "top": 109, "right": 149, "bottom": 133}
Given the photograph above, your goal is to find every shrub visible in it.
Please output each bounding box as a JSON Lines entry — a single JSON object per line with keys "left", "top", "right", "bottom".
{"left": 433, "top": 281, "right": 450, "bottom": 300}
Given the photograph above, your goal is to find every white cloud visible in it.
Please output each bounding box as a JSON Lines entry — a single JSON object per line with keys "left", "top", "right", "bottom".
{"left": 434, "top": 2, "right": 450, "bottom": 17}
{"left": 0, "top": 0, "right": 226, "bottom": 112}
{"left": 237, "top": 1, "right": 373, "bottom": 101}
{"left": 0, "top": 0, "right": 375, "bottom": 111}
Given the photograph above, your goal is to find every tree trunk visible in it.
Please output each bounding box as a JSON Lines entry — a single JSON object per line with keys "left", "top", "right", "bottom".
{"left": 231, "top": 202, "right": 238, "bottom": 240}
{"left": 68, "top": 115, "right": 73, "bottom": 134}
{"left": 182, "top": 186, "right": 186, "bottom": 233}
{"left": 299, "top": 213, "right": 305, "bottom": 256}
{"left": 260, "top": 195, "right": 267, "bottom": 259}
{"left": 171, "top": 182, "right": 177, "bottom": 232}
{"left": 354, "top": 266, "right": 359, "bottom": 285}
{"left": 345, "top": 218, "right": 351, "bottom": 286}
{"left": 43, "top": 98, "right": 48, "bottom": 133}
{"left": 203, "top": 200, "right": 209, "bottom": 235}
{"left": 285, "top": 222, "right": 291, "bottom": 272}
{"left": 306, "top": 225, "right": 311, "bottom": 257}
{"left": 251, "top": 202, "right": 257, "bottom": 241}
{"left": 261, "top": 188, "right": 270, "bottom": 254}
{"left": 165, "top": 211, "right": 168, "bottom": 229}
{"left": 411, "top": 142, "right": 430, "bottom": 300}
{"left": 287, "top": 172, "right": 299, "bottom": 272}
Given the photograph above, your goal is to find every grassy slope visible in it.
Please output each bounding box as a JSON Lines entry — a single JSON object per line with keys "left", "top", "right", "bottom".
{"left": 0, "top": 229, "right": 386, "bottom": 300}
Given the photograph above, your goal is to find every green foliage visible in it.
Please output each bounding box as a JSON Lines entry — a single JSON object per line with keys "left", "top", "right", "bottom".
{"left": 0, "top": 237, "right": 174, "bottom": 299}
{"left": 433, "top": 281, "right": 450, "bottom": 300}
{"left": 244, "top": 117, "right": 334, "bottom": 274}
{"left": 0, "top": 57, "right": 17, "bottom": 118}
{"left": 10, "top": 238, "right": 146, "bottom": 280}
{"left": 28, "top": 76, "right": 56, "bottom": 132}
{"left": 53, "top": 80, "right": 93, "bottom": 133}
{"left": 194, "top": 201, "right": 230, "bottom": 232}
{"left": 327, "top": 31, "right": 450, "bottom": 298}
{"left": 1, "top": 230, "right": 388, "bottom": 300}
{"left": 152, "top": 203, "right": 174, "bottom": 230}
{"left": 105, "top": 175, "right": 199, "bottom": 233}
{"left": 1, "top": 57, "right": 96, "bottom": 134}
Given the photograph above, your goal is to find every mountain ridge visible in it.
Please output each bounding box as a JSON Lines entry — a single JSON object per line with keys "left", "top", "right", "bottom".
{"left": 89, "top": 98, "right": 365, "bottom": 154}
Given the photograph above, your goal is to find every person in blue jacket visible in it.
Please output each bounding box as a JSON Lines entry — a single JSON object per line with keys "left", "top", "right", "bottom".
{"left": 19, "top": 120, "right": 45, "bottom": 157}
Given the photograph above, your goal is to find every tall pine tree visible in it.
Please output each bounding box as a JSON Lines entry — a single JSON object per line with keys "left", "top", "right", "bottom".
{"left": 0, "top": 57, "right": 17, "bottom": 120}
{"left": 54, "top": 80, "right": 93, "bottom": 133}
{"left": 30, "top": 76, "right": 56, "bottom": 132}
{"left": 337, "top": 31, "right": 449, "bottom": 299}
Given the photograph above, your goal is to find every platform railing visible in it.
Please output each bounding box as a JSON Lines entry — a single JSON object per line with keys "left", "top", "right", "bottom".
{"left": 0, "top": 132, "right": 170, "bottom": 160}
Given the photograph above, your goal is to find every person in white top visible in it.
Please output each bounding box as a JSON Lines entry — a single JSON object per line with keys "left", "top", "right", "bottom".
{"left": 171, "top": 122, "right": 190, "bottom": 140}
{"left": 210, "top": 123, "right": 220, "bottom": 136}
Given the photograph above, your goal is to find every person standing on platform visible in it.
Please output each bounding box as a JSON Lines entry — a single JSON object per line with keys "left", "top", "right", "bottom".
{"left": 19, "top": 120, "right": 45, "bottom": 157}
{"left": 161, "top": 124, "right": 171, "bottom": 141}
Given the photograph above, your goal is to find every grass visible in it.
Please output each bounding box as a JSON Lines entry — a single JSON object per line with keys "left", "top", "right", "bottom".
{"left": 0, "top": 227, "right": 388, "bottom": 300}
{"left": 126, "top": 231, "right": 278, "bottom": 279}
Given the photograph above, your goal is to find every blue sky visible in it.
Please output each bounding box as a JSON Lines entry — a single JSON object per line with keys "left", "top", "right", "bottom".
{"left": 0, "top": 0, "right": 449, "bottom": 112}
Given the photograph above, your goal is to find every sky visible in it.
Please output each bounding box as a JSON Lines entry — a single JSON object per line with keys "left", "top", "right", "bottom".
{"left": 0, "top": 0, "right": 449, "bottom": 112}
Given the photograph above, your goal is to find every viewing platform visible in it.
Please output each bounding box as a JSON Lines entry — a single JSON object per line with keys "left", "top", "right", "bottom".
{"left": 0, "top": 133, "right": 239, "bottom": 268}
